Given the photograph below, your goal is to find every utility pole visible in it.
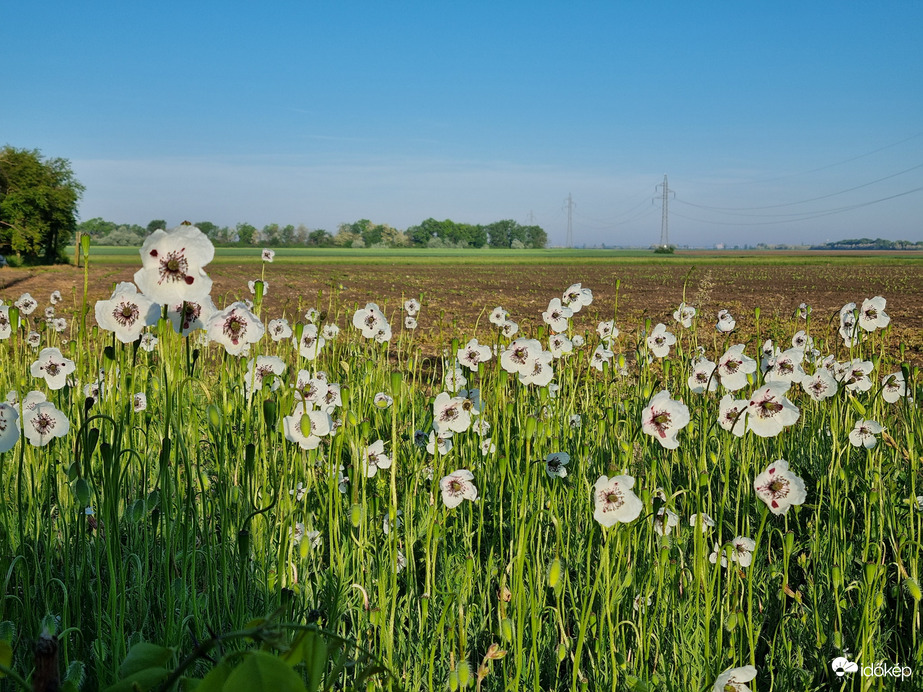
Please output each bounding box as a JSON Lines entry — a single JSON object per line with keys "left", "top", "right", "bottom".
{"left": 655, "top": 175, "right": 674, "bottom": 247}
{"left": 564, "top": 193, "right": 574, "bottom": 248}
{"left": 527, "top": 210, "right": 535, "bottom": 225}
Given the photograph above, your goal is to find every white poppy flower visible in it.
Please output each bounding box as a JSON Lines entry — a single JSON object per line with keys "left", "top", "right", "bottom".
{"left": 791, "top": 330, "right": 813, "bottom": 351}
{"left": 848, "top": 419, "right": 884, "bottom": 449}
{"left": 136, "top": 332, "right": 156, "bottom": 352}
{"left": 304, "top": 308, "right": 320, "bottom": 323}
{"left": 458, "top": 338, "right": 492, "bottom": 371}
{"left": 282, "top": 403, "right": 332, "bottom": 450}
{"left": 322, "top": 323, "right": 340, "bottom": 340}
{"left": 542, "top": 298, "right": 573, "bottom": 333}
{"left": 294, "top": 370, "right": 329, "bottom": 406}
{"left": 590, "top": 344, "right": 614, "bottom": 372}
{"left": 653, "top": 507, "right": 680, "bottom": 536}
{"left": 717, "top": 345, "right": 756, "bottom": 392}
{"left": 440, "top": 469, "right": 478, "bottom": 508}
{"left": 426, "top": 430, "right": 454, "bottom": 455}
{"left": 404, "top": 298, "right": 420, "bottom": 316}
{"left": 593, "top": 474, "right": 643, "bottom": 526}
{"left": 548, "top": 333, "right": 573, "bottom": 358}
{"left": 133, "top": 223, "right": 215, "bottom": 305}
{"left": 797, "top": 302, "right": 810, "bottom": 318}
{"left": 15, "top": 293, "right": 38, "bottom": 315}
{"left": 26, "top": 331, "right": 41, "bottom": 348}
{"left": 641, "top": 390, "right": 690, "bottom": 449}
{"left": 352, "top": 303, "right": 388, "bottom": 339}
{"left": 244, "top": 356, "right": 286, "bottom": 395}
{"left": 759, "top": 339, "right": 780, "bottom": 374}
{"left": 133, "top": 392, "right": 147, "bottom": 413}
{"left": 21, "top": 401, "right": 70, "bottom": 447}
{"left": 205, "top": 302, "right": 265, "bottom": 356}
{"left": 544, "top": 452, "right": 570, "bottom": 478}
{"left": 471, "top": 417, "right": 491, "bottom": 436}
{"left": 572, "top": 334, "right": 585, "bottom": 347}
{"left": 363, "top": 440, "right": 391, "bottom": 478}
{"left": 715, "top": 309, "right": 736, "bottom": 332}
{"left": 0, "top": 403, "right": 20, "bottom": 453}
{"left": 745, "top": 383, "right": 799, "bottom": 438}
{"left": 500, "top": 320, "right": 519, "bottom": 338}
{"left": 764, "top": 348, "right": 807, "bottom": 385}
{"left": 688, "top": 358, "right": 718, "bottom": 394}
{"left": 596, "top": 320, "right": 618, "bottom": 340}
{"left": 479, "top": 437, "right": 496, "bottom": 456}
{"left": 167, "top": 296, "right": 217, "bottom": 337}
{"left": 672, "top": 302, "right": 696, "bottom": 328}
{"left": 568, "top": 413, "right": 582, "bottom": 429}
{"left": 489, "top": 306, "right": 509, "bottom": 326}
{"left": 0, "top": 306, "right": 12, "bottom": 340}
{"left": 718, "top": 394, "right": 748, "bottom": 437}
{"left": 801, "top": 369, "right": 837, "bottom": 401}
{"left": 261, "top": 248, "right": 275, "bottom": 262}
{"left": 712, "top": 665, "right": 757, "bottom": 692}
{"left": 44, "top": 307, "right": 55, "bottom": 320}
{"left": 500, "top": 338, "right": 543, "bottom": 375}
{"left": 50, "top": 317, "right": 68, "bottom": 333}
{"left": 404, "top": 315, "right": 417, "bottom": 329}
{"left": 373, "top": 392, "right": 393, "bottom": 409}
{"left": 248, "top": 279, "right": 267, "bottom": 296}
{"left": 646, "top": 323, "right": 676, "bottom": 358}
{"left": 50, "top": 290, "right": 63, "bottom": 305}
{"left": 433, "top": 392, "right": 472, "bottom": 434}
{"left": 859, "top": 296, "right": 889, "bottom": 331}
{"left": 881, "top": 371, "right": 906, "bottom": 404}
{"left": 268, "top": 318, "right": 293, "bottom": 342}
{"left": 729, "top": 536, "right": 756, "bottom": 568}
{"left": 94, "top": 282, "right": 159, "bottom": 343}
{"left": 294, "top": 323, "right": 326, "bottom": 360}
{"left": 444, "top": 364, "right": 467, "bottom": 391}
{"left": 753, "top": 459, "right": 807, "bottom": 515}
{"left": 30, "top": 348, "right": 76, "bottom": 390}
{"left": 689, "top": 513, "right": 715, "bottom": 534}
{"left": 519, "top": 353, "right": 555, "bottom": 387}
{"left": 841, "top": 358, "right": 874, "bottom": 392}
{"left": 562, "top": 283, "right": 593, "bottom": 312}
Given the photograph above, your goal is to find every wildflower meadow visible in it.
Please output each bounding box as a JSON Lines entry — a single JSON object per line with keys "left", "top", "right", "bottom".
{"left": 0, "top": 224, "right": 920, "bottom": 691}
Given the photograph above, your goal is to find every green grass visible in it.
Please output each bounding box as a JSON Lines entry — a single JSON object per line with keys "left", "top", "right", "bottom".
{"left": 64, "top": 245, "right": 923, "bottom": 266}
{"left": 1, "top": 242, "right": 920, "bottom": 691}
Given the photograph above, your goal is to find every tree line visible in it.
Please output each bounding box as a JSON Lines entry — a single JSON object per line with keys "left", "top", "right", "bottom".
{"left": 77, "top": 217, "right": 548, "bottom": 249}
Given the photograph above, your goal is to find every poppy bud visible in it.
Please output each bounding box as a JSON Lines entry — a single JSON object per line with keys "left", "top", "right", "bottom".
{"left": 350, "top": 503, "right": 364, "bottom": 528}
{"left": 832, "top": 564, "right": 842, "bottom": 588}
{"left": 905, "top": 577, "right": 922, "bottom": 602}
{"left": 7, "top": 307, "right": 19, "bottom": 332}
{"left": 448, "top": 670, "right": 459, "bottom": 691}
{"left": 524, "top": 416, "right": 537, "bottom": 439}
{"left": 457, "top": 660, "right": 471, "bottom": 687}
{"left": 207, "top": 404, "right": 222, "bottom": 429}
{"left": 390, "top": 371, "right": 402, "bottom": 396}
{"left": 849, "top": 397, "right": 866, "bottom": 416}
{"left": 547, "top": 558, "right": 562, "bottom": 589}
{"left": 262, "top": 399, "right": 277, "bottom": 428}
{"left": 500, "top": 618, "right": 514, "bottom": 642}
{"left": 81, "top": 232, "right": 91, "bottom": 256}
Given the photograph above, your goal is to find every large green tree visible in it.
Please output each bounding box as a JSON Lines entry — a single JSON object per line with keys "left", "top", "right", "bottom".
{"left": 0, "top": 146, "right": 84, "bottom": 262}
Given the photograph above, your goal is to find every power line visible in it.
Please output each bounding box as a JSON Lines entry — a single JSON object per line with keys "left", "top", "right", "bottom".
{"left": 670, "top": 183, "right": 923, "bottom": 226}
{"left": 564, "top": 193, "right": 575, "bottom": 248}
{"left": 676, "top": 161, "right": 923, "bottom": 213}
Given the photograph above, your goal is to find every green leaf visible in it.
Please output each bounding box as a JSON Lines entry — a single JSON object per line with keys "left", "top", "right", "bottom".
{"left": 224, "top": 652, "right": 307, "bottom": 692}
{"left": 190, "top": 660, "right": 234, "bottom": 692}
{"left": 104, "top": 666, "right": 171, "bottom": 692}
{"left": 0, "top": 640, "right": 12, "bottom": 678}
{"left": 117, "top": 642, "right": 173, "bottom": 679}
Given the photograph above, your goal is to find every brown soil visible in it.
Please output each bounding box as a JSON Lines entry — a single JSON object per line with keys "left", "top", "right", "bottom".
{"left": 2, "top": 260, "right": 921, "bottom": 359}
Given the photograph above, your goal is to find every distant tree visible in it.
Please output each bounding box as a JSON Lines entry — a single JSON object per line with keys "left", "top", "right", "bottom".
{"left": 195, "top": 221, "right": 220, "bottom": 239}
{"left": 261, "top": 223, "right": 281, "bottom": 245}
{"left": 0, "top": 146, "right": 84, "bottom": 262}
{"left": 280, "top": 224, "right": 295, "bottom": 245}
{"left": 236, "top": 222, "right": 257, "bottom": 245}
{"left": 147, "top": 219, "right": 167, "bottom": 234}
{"left": 307, "top": 229, "right": 332, "bottom": 246}
{"left": 523, "top": 224, "right": 547, "bottom": 249}
{"left": 77, "top": 217, "right": 119, "bottom": 239}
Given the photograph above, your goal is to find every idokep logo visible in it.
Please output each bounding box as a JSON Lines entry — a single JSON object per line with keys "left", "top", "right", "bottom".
{"left": 831, "top": 656, "right": 859, "bottom": 677}
{"left": 831, "top": 655, "right": 912, "bottom": 681}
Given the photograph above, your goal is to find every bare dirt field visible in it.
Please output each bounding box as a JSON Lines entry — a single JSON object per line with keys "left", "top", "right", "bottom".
{"left": 2, "top": 257, "right": 921, "bottom": 359}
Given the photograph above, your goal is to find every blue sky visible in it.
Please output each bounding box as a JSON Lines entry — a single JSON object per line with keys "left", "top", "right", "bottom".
{"left": 3, "top": 1, "right": 922, "bottom": 246}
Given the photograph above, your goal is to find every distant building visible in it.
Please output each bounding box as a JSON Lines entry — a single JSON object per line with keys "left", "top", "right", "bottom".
{"left": 715, "top": 243, "right": 725, "bottom": 250}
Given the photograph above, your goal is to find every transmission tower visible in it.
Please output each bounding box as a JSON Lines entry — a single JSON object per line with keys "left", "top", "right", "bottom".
{"left": 564, "top": 193, "right": 574, "bottom": 248}
{"left": 655, "top": 175, "right": 675, "bottom": 247}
